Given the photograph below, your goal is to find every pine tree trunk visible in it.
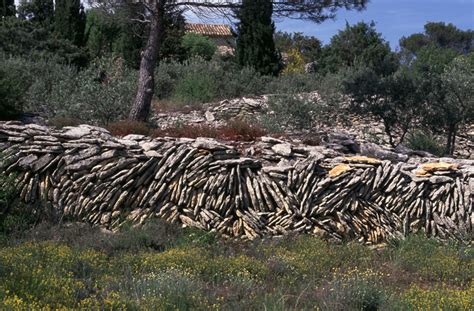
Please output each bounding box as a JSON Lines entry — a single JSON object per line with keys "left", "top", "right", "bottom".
{"left": 129, "top": 3, "right": 164, "bottom": 122}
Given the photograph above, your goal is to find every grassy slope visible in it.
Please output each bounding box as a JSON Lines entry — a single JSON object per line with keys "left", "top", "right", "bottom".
{"left": 0, "top": 220, "right": 472, "bottom": 310}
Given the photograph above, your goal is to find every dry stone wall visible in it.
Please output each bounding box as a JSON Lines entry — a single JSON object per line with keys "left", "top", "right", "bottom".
{"left": 1, "top": 122, "right": 473, "bottom": 244}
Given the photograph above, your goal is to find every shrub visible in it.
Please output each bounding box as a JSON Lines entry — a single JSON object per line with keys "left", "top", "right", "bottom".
{"left": 0, "top": 171, "right": 17, "bottom": 216}
{"left": 0, "top": 242, "right": 105, "bottom": 308}
{"left": 107, "top": 120, "right": 150, "bottom": 137}
{"left": 264, "top": 72, "right": 320, "bottom": 94}
{"left": 266, "top": 94, "right": 318, "bottom": 130}
{"left": 0, "top": 56, "right": 36, "bottom": 120}
{"left": 116, "top": 269, "right": 213, "bottom": 310}
{"left": 152, "top": 120, "right": 265, "bottom": 141}
{"left": 400, "top": 283, "right": 474, "bottom": 310}
{"left": 173, "top": 71, "right": 217, "bottom": 105}
{"left": 282, "top": 49, "right": 306, "bottom": 75}
{"left": 391, "top": 234, "right": 473, "bottom": 285}
{"left": 181, "top": 33, "right": 217, "bottom": 61}
{"left": 261, "top": 236, "right": 374, "bottom": 283}
{"left": 406, "top": 130, "right": 446, "bottom": 156}
{"left": 164, "top": 58, "right": 263, "bottom": 106}
{"left": 152, "top": 124, "right": 219, "bottom": 139}
{"left": 26, "top": 57, "right": 137, "bottom": 126}
{"left": 321, "top": 268, "right": 387, "bottom": 311}
{"left": 220, "top": 119, "right": 266, "bottom": 141}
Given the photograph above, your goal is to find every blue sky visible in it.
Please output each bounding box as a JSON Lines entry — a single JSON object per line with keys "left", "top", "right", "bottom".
{"left": 191, "top": 0, "right": 474, "bottom": 50}
{"left": 274, "top": 0, "right": 474, "bottom": 49}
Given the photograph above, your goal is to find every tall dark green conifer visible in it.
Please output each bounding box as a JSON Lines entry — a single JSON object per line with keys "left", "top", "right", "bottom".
{"left": 55, "top": 0, "right": 85, "bottom": 46}
{"left": 235, "top": 0, "right": 281, "bottom": 76}
{"left": 1, "top": 0, "right": 15, "bottom": 17}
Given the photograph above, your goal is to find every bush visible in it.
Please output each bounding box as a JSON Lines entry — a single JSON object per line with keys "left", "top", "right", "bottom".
{"left": 322, "top": 268, "right": 387, "bottom": 311}
{"left": 264, "top": 72, "right": 320, "bottom": 94}
{"left": 282, "top": 49, "right": 306, "bottom": 75}
{"left": 220, "top": 119, "right": 266, "bottom": 141}
{"left": 153, "top": 124, "right": 219, "bottom": 139}
{"left": 391, "top": 234, "right": 473, "bottom": 285}
{"left": 406, "top": 130, "right": 446, "bottom": 156}
{"left": 152, "top": 119, "right": 265, "bottom": 141}
{"left": 155, "top": 58, "right": 265, "bottom": 106}
{"left": 173, "top": 71, "right": 217, "bottom": 105}
{"left": 0, "top": 172, "right": 22, "bottom": 233}
{"left": 181, "top": 33, "right": 217, "bottom": 61}
{"left": 265, "top": 94, "right": 318, "bottom": 130}
{"left": 400, "top": 284, "right": 474, "bottom": 310}
{"left": 0, "top": 56, "right": 35, "bottom": 120}
{"left": 24, "top": 57, "right": 137, "bottom": 126}
{"left": 107, "top": 120, "right": 150, "bottom": 137}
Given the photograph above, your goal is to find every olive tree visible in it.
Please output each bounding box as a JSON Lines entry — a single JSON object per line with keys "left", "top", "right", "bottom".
{"left": 434, "top": 54, "right": 474, "bottom": 154}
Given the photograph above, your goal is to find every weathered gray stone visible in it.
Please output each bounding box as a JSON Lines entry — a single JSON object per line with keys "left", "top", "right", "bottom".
{"left": 0, "top": 122, "right": 472, "bottom": 244}
{"left": 272, "top": 143, "right": 292, "bottom": 157}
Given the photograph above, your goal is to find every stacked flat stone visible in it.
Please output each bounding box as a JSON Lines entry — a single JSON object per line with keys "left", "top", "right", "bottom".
{"left": 0, "top": 122, "right": 472, "bottom": 244}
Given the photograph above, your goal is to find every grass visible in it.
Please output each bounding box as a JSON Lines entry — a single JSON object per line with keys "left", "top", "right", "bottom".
{"left": 0, "top": 220, "right": 472, "bottom": 310}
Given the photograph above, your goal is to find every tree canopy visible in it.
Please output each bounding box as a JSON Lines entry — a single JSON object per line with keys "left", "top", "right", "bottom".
{"left": 235, "top": 0, "right": 281, "bottom": 76}
{"left": 319, "top": 21, "right": 398, "bottom": 75}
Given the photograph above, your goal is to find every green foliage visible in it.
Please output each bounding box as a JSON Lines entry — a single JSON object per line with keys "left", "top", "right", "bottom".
{"left": 323, "top": 268, "right": 387, "bottom": 311}
{"left": 406, "top": 130, "right": 446, "bottom": 156}
{"left": 235, "top": 0, "right": 281, "bottom": 76}
{"left": 85, "top": 7, "right": 145, "bottom": 68}
{"left": 390, "top": 234, "right": 473, "bottom": 285}
{"left": 265, "top": 94, "right": 318, "bottom": 130}
{"left": 275, "top": 31, "right": 322, "bottom": 63}
{"left": 319, "top": 21, "right": 398, "bottom": 76}
{"left": 0, "top": 17, "right": 88, "bottom": 66}
{"left": 54, "top": 0, "right": 86, "bottom": 46}
{"left": 0, "top": 227, "right": 471, "bottom": 310}
{"left": 400, "top": 22, "right": 473, "bottom": 64}
{"left": 173, "top": 70, "right": 217, "bottom": 105}
{"left": 342, "top": 65, "right": 421, "bottom": 147}
{"left": 400, "top": 284, "right": 474, "bottom": 310}
{"left": 440, "top": 54, "right": 474, "bottom": 126}
{"left": 263, "top": 72, "right": 319, "bottom": 94}
{"left": 0, "top": 56, "right": 31, "bottom": 119}
{"left": 413, "top": 50, "right": 473, "bottom": 154}
{"left": 154, "top": 58, "right": 266, "bottom": 104}
{"left": 85, "top": 5, "right": 185, "bottom": 67}
{"left": 181, "top": 33, "right": 217, "bottom": 61}
{"left": 0, "top": 171, "right": 18, "bottom": 227}
{"left": 0, "top": 0, "right": 15, "bottom": 17}
{"left": 19, "top": 57, "right": 137, "bottom": 125}
{"left": 17, "top": 0, "right": 54, "bottom": 25}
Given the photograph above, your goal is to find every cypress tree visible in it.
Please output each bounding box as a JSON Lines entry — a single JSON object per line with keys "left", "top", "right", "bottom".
{"left": 235, "top": 0, "right": 281, "bottom": 76}
{"left": 55, "top": 0, "right": 85, "bottom": 46}
{"left": 1, "top": 0, "right": 15, "bottom": 17}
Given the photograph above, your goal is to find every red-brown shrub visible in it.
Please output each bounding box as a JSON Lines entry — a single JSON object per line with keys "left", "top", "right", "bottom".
{"left": 152, "top": 124, "right": 219, "bottom": 139}
{"left": 152, "top": 119, "right": 266, "bottom": 142}
{"left": 108, "top": 120, "right": 151, "bottom": 137}
{"left": 220, "top": 119, "right": 266, "bottom": 141}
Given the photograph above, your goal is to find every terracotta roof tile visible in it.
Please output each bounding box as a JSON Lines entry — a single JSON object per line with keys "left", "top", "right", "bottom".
{"left": 185, "top": 23, "right": 233, "bottom": 37}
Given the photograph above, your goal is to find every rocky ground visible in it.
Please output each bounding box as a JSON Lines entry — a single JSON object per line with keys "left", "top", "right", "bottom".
{"left": 152, "top": 93, "right": 474, "bottom": 159}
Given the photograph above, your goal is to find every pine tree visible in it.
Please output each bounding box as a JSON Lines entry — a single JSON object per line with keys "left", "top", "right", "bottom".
{"left": 235, "top": 0, "right": 281, "bottom": 76}
{"left": 55, "top": 0, "right": 85, "bottom": 46}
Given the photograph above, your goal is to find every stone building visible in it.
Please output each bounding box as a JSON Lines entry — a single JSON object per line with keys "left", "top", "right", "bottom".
{"left": 185, "top": 23, "right": 235, "bottom": 55}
